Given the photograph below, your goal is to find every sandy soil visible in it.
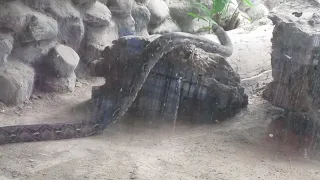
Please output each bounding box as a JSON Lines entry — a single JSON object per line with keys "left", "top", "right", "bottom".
{"left": 1, "top": 77, "right": 320, "bottom": 180}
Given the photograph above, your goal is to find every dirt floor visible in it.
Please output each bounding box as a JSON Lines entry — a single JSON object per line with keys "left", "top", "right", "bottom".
{"left": 1, "top": 77, "right": 320, "bottom": 180}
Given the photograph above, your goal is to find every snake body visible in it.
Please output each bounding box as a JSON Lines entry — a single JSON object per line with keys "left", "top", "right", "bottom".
{"left": 0, "top": 25, "right": 233, "bottom": 145}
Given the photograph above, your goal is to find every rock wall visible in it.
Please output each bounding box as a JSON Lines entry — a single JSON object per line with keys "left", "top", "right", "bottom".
{"left": 0, "top": 0, "right": 270, "bottom": 106}
{"left": 263, "top": 11, "right": 320, "bottom": 112}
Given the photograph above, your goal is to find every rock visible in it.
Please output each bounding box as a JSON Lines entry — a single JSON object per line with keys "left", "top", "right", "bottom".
{"left": 58, "top": 18, "right": 85, "bottom": 50}
{"left": 0, "top": 1, "right": 33, "bottom": 33}
{"left": 73, "top": 0, "right": 97, "bottom": 5}
{"left": 42, "top": 72, "right": 76, "bottom": 93}
{"left": 91, "top": 36, "right": 248, "bottom": 123}
{"left": 11, "top": 41, "right": 57, "bottom": 65}
{"left": 107, "top": 0, "right": 133, "bottom": 17}
{"left": 149, "top": 17, "right": 181, "bottom": 34}
{"left": 146, "top": 0, "right": 169, "bottom": 25}
{"left": 0, "top": 61, "right": 35, "bottom": 106}
{"left": 80, "top": 19, "right": 118, "bottom": 63}
{"left": 131, "top": 3, "right": 150, "bottom": 36}
{"left": 263, "top": 11, "right": 320, "bottom": 111}
{"left": 134, "top": 0, "right": 148, "bottom": 4}
{"left": 181, "top": 18, "right": 209, "bottom": 33}
{"left": 84, "top": 1, "right": 112, "bottom": 26}
{"left": 20, "top": 13, "right": 58, "bottom": 43}
{"left": 169, "top": 1, "right": 193, "bottom": 27}
{"left": 117, "top": 15, "right": 136, "bottom": 37}
{"left": 0, "top": 32, "right": 14, "bottom": 67}
{"left": 48, "top": 44, "right": 80, "bottom": 77}
{"left": 241, "top": 1, "right": 269, "bottom": 21}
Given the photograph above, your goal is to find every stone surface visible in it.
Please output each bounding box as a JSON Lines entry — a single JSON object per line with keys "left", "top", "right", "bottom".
{"left": 131, "top": 3, "right": 150, "bottom": 36}
{"left": 146, "top": 0, "right": 170, "bottom": 25}
{"left": 0, "top": 60, "right": 35, "bottom": 106}
{"left": 91, "top": 36, "right": 248, "bottom": 123}
{"left": 57, "top": 18, "right": 85, "bottom": 50}
{"left": 0, "top": 1, "right": 33, "bottom": 33}
{"left": 149, "top": 17, "right": 181, "bottom": 34}
{"left": 84, "top": 1, "right": 112, "bottom": 26}
{"left": 21, "top": 13, "right": 58, "bottom": 43}
{"left": 117, "top": 15, "right": 136, "bottom": 37}
{"left": 243, "top": 2, "right": 269, "bottom": 21}
{"left": 263, "top": 11, "right": 320, "bottom": 111}
{"left": 42, "top": 72, "right": 77, "bottom": 93}
{"left": 11, "top": 41, "right": 57, "bottom": 65}
{"left": 48, "top": 44, "right": 80, "bottom": 77}
{"left": 80, "top": 19, "right": 118, "bottom": 63}
{"left": 107, "top": 0, "right": 133, "bottom": 17}
{"left": 0, "top": 32, "right": 14, "bottom": 67}
{"left": 73, "top": 0, "right": 97, "bottom": 5}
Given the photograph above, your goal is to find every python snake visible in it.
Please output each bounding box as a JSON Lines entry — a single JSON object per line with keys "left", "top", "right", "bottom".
{"left": 0, "top": 24, "right": 233, "bottom": 145}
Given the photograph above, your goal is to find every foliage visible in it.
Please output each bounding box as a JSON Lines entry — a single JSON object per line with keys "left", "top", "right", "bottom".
{"left": 187, "top": 0, "right": 254, "bottom": 32}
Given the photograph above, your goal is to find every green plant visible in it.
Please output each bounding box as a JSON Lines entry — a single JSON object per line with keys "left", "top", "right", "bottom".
{"left": 187, "top": 0, "right": 254, "bottom": 32}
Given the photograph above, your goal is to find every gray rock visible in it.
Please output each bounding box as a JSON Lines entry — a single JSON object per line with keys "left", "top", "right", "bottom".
{"left": 134, "top": 0, "right": 148, "bottom": 4}
{"left": 48, "top": 44, "right": 80, "bottom": 77}
{"left": 0, "top": 60, "right": 35, "bottom": 106}
{"left": 146, "top": 0, "right": 169, "bottom": 25}
{"left": 263, "top": 12, "right": 320, "bottom": 111}
{"left": 117, "top": 15, "right": 136, "bottom": 37}
{"left": 80, "top": 19, "right": 118, "bottom": 63}
{"left": 58, "top": 18, "right": 85, "bottom": 50}
{"left": 149, "top": 17, "right": 181, "bottom": 34}
{"left": 107, "top": 0, "right": 133, "bottom": 17}
{"left": 169, "top": 1, "right": 193, "bottom": 28}
{"left": 242, "top": 2, "right": 269, "bottom": 21}
{"left": 42, "top": 72, "right": 76, "bottom": 93}
{"left": 131, "top": 3, "right": 150, "bottom": 36}
{"left": 73, "top": 0, "right": 97, "bottom": 5}
{"left": 84, "top": 1, "right": 112, "bottom": 26}
{"left": 21, "top": 13, "right": 58, "bottom": 43}
{"left": 0, "top": 32, "right": 14, "bottom": 67}
{"left": 11, "top": 41, "right": 57, "bottom": 65}
{"left": 0, "top": 1, "right": 33, "bottom": 33}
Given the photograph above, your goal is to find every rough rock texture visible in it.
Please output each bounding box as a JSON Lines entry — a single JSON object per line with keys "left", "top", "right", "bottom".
{"left": 84, "top": 1, "right": 112, "bottom": 26}
{"left": 107, "top": 0, "right": 133, "bottom": 17}
{"left": 48, "top": 44, "right": 80, "bottom": 77}
{"left": 131, "top": 3, "right": 150, "bottom": 36}
{"left": 149, "top": 17, "right": 181, "bottom": 34}
{"left": 0, "top": 32, "right": 14, "bottom": 67}
{"left": 0, "top": 60, "right": 35, "bottom": 106}
{"left": 91, "top": 36, "right": 248, "bottom": 123}
{"left": 263, "top": 11, "right": 320, "bottom": 112}
{"left": 42, "top": 72, "right": 77, "bottom": 93}
{"left": 146, "top": 0, "right": 170, "bottom": 25}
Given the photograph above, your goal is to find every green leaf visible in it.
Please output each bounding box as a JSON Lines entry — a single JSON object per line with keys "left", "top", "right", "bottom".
{"left": 243, "top": 0, "right": 254, "bottom": 7}
{"left": 186, "top": 12, "right": 209, "bottom": 22}
{"left": 213, "top": 0, "right": 231, "bottom": 13}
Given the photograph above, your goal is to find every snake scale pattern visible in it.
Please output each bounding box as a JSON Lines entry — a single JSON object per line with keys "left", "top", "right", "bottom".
{"left": 0, "top": 25, "right": 233, "bottom": 145}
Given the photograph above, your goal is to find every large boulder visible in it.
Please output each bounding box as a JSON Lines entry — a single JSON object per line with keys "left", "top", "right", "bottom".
{"left": 11, "top": 41, "right": 57, "bottom": 65}
{"left": 83, "top": 1, "right": 112, "bottom": 26}
{"left": 146, "top": 0, "right": 170, "bottom": 25}
{"left": 19, "top": 13, "right": 58, "bottom": 43}
{"left": 80, "top": 19, "right": 118, "bottom": 64}
{"left": 107, "top": 0, "right": 133, "bottom": 17}
{"left": 0, "top": 60, "right": 35, "bottom": 106}
{"left": 42, "top": 72, "right": 77, "bottom": 93}
{"left": 117, "top": 15, "right": 136, "bottom": 37}
{"left": 263, "top": 11, "right": 320, "bottom": 111}
{"left": 131, "top": 3, "right": 150, "bottom": 36}
{"left": 149, "top": 17, "right": 181, "bottom": 34}
{"left": 0, "top": 32, "right": 14, "bottom": 67}
{"left": 91, "top": 36, "right": 248, "bottom": 123}
{"left": 0, "top": 1, "right": 33, "bottom": 33}
{"left": 47, "top": 44, "right": 80, "bottom": 77}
